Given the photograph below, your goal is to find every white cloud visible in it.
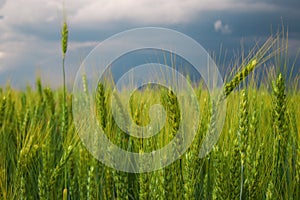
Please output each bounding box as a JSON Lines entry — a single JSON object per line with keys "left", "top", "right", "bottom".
{"left": 67, "top": 0, "right": 280, "bottom": 27}
{"left": 0, "top": 0, "right": 6, "bottom": 9}
{"left": 1, "top": 0, "right": 60, "bottom": 25}
{"left": 214, "top": 20, "right": 232, "bottom": 34}
{"left": 0, "top": 0, "right": 279, "bottom": 27}
{"left": 70, "top": 0, "right": 198, "bottom": 25}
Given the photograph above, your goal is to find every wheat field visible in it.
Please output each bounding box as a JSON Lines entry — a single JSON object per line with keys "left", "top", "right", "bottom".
{"left": 0, "top": 23, "right": 299, "bottom": 199}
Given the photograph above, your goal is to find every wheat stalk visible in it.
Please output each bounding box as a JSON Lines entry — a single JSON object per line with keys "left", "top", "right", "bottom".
{"left": 238, "top": 90, "right": 249, "bottom": 200}
{"left": 272, "top": 73, "right": 289, "bottom": 199}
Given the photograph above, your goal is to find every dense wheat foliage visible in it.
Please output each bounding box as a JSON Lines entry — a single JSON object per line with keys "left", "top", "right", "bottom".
{"left": 0, "top": 69, "right": 299, "bottom": 199}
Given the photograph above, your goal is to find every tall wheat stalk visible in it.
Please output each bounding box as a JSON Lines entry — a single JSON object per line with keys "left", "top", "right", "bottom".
{"left": 272, "top": 73, "right": 289, "bottom": 199}
{"left": 238, "top": 90, "right": 249, "bottom": 200}
{"left": 60, "top": 10, "right": 69, "bottom": 195}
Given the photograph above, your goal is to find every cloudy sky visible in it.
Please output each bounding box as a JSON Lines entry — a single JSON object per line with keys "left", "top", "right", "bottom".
{"left": 0, "top": 0, "right": 299, "bottom": 88}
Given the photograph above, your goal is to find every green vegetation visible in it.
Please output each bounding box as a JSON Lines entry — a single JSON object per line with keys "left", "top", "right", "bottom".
{"left": 0, "top": 23, "right": 299, "bottom": 199}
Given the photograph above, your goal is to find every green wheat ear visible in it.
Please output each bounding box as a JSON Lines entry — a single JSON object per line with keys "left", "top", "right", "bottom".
{"left": 63, "top": 188, "right": 68, "bottom": 200}
{"left": 222, "top": 35, "right": 279, "bottom": 102}
{"left": 61, "top": 22, "right": 68, "bottom": 58}
{"left": 272, "top": 73, "right": 289, "bottom": 199}
{"left": 224, "top": 59, "right": 257, "bottom": 97}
